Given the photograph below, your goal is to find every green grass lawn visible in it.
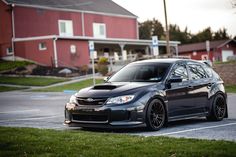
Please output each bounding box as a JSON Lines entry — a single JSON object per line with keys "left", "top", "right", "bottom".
{"left": 225, "top": 85, "right": 236, "bottom": 93}
{"left": 0, "top": 127, "right": 235, "bottom": 157}
{"left": 0, "top": 76, "right": 68, "bottom": 86}
{"left": 0, "top": 60, "right": 33, "bottom": 72}
{"left": 0, "top": 86, "right": 27, "bottom": 92}
{"left": 33, "top": 79, "right": 103, "bottom": 92}
{"left": 214, "top": 60, "right": 236, "bottom": 65}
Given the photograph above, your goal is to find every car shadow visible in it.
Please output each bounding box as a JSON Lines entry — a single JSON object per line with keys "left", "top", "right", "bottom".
{"left": 72, "top": 118, "right": 214, "bottom": 133}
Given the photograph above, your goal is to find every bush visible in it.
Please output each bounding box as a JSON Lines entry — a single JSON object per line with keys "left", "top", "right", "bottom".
{"left": 80, "top": 65, "right": 89, "bottom": 75}
{"left": 0, "top": 60, "right": 33, "bottom": 72}
{"left": 97, "top": 57, "right": 108, "bottom": 76}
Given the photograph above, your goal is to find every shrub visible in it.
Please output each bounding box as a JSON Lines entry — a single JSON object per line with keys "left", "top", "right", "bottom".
{"left": 80, "top": 65, "right": 89, "bottom": 75}
{"left": 97, "top": 57, "right": 108, "bottom": 76}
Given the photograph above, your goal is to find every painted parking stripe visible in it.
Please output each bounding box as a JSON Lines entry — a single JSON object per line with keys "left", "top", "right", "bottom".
{"left": 0, "top": 115, "right": 63, "bottom": 122}
{"left": 0, "top": 109, "right": 40, "bottom": 114}
{"left": 156, "top": 122, "right": 236, "bottom": 136}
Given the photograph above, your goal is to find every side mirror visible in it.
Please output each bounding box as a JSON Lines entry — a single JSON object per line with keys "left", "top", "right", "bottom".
{"left": 103, "top": 76, "right": 110, "bottom": 83}
{"left": 165, "top": 76, "right": 182, "bottom": 89}
{"left": 169, "top": 76, "right": 183, "bottom": 83}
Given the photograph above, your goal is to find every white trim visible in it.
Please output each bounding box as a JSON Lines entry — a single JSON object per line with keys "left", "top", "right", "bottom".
{"left": 12, "top": 3, "right": 137, "bottom": 19}
{"left": 81, "top": 12, "right": 85, "bottom": 36}
{"left": 58, "top": 20, "right": 73, "bottom": 37}
{"left": 6, "top": 47, "right": 13, "bottom": 55}
{"left": 136, "top": 20, "right": 139, "bottom": 39}
{"left": 11, "top": 4, "right": 15, "bottom": 60}
{"left": 93, "top": 23, "right": 106, "bottom": 39}
{"left": 53, "top": 38, "right": 58, "bottom": 68}
{"left": 14, "top": 35, "right": 56, "bottom": 42}
{"left": 13, "top": 35, "right": 181, "bottom": 46}
{"left": 1, "top": 0, "right": 9, "bottom": 5}
{"left": 217, "top": 39, "right": 235, "bottom": 48}
{"left": 38, "top": 42, "right": 47, "bottom": 51}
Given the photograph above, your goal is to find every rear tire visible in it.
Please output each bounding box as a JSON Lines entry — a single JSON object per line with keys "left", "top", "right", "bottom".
{"left": 146, "top": 99, "right": 166, "bottom": 131}
{"left": 207, "top": 94, "right": 226, "bottom": 121}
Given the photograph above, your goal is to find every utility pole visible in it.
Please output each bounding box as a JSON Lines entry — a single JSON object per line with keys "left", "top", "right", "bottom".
{"left": 163, "top": 0, "right": 171, "bottom": 57}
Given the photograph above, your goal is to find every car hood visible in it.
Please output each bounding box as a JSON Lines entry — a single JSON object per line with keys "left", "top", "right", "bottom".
{"left": 75, "top": 82, "right": 160, "bottom": 98}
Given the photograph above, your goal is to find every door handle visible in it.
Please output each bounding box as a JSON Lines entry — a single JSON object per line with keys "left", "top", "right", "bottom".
{"left": 207, "top": 83, "right": 213, "bottom": 88}
{"left": 188, "top": 85, "right": 193, "bottom": 89}
{"left": 208, "top": 83, "right": 213, "bottom": 86}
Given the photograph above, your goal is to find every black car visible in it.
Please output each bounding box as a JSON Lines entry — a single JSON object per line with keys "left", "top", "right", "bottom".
{"left": 64, "top": 59, "right": 228, "bottom": 131}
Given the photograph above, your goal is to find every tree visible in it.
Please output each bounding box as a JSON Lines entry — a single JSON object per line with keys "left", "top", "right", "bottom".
{"left": 152, "top": 18, "right": 164, "bottom": 39}
{"left": 139, "top": 19, "right": 232, "bottom": 44}
{"left": 139, "top": 20, "right": 152, "bottom": 39}
{"left": 167, "top": 24, "right": 192, "bottom": 44}
{"left": 213, "top": 28, "right": 230, "bottom": 40}
{"left": 191, "top": 27, "right": 213, "bottom": 43}
{"left": 232, "top": 0, "right": 236, "bottom": 7}
{"left": 139, "top": 19, "right": 164, "bottom": 39}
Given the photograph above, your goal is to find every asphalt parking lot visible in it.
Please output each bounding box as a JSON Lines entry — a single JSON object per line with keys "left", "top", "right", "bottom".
{"left": 0, "top": 91, "right": 235, "bottom": 141}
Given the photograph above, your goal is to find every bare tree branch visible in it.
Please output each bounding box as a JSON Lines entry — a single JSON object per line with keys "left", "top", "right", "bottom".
{"left": 232, "top": 0, "right": 236, "bottom": 8}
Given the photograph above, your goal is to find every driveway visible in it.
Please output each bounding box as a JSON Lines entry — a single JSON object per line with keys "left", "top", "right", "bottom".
{"left": 0, "top": 91, "right": 235, "bottom": 141}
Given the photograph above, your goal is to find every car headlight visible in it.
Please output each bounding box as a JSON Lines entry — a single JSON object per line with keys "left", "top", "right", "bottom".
{"left": 69, "top": 95, "right": 77, "bottom": 104}
{"left": 106, "top": 95, "right": 135, "bottom": 104}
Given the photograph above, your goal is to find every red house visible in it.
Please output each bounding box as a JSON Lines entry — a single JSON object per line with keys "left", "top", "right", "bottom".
{"left": 0, "top": 0, "right": 142, "bottom": 67}
{"left": 178, "top": 39, "right": 236, "bottom": 62}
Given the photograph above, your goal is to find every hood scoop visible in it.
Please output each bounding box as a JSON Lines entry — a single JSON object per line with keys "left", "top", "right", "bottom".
{"left": 92, "top": 85, "right": 118, "bottom": 90}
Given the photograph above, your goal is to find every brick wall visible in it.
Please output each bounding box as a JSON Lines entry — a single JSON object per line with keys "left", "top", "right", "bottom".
{"left": 213, "top": 63, "right": 236, "bottom": 85}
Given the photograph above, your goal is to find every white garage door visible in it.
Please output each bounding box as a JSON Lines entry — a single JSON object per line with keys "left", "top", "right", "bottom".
{"left": 222, "top": 50, "right": 234, "bottom": 62}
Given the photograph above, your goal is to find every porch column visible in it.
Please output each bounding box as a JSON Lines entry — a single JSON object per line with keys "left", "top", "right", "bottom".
{"left": 175, "top": 45, "right": 179, "bottom": 57}
{"left": 119, "top": 43, "right": 126, "bottom": 60}
{"left": 145, "top": 46, "right": 150, "bottom": 55}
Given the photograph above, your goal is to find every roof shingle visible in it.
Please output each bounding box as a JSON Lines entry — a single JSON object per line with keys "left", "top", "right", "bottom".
{"left": 5, "top": 0, "right": 137, "bottom": 17}
{"left": 178, "top": 39, "right": 233, "bottom": 53}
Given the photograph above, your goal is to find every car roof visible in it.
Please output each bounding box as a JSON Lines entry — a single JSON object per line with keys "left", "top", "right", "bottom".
{"left": 131, "top": 58, "right": 187, "bottom": 64}
{"left": 129, "top": 58, "right": 209, "bottom": 67}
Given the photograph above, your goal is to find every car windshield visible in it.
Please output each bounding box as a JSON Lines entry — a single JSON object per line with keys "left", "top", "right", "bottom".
{"left": 109, "top": 63, "right": 171, "bottom": 82}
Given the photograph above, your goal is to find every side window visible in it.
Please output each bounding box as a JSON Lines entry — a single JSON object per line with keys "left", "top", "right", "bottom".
{"left": 188, "top": 64, "right": 207, "bottom": 80}
{"left": 171, "top": 64, "right": 188, "bottom": 81}
{"left": 203, "top": 66, "right": 213, "bottom": 78}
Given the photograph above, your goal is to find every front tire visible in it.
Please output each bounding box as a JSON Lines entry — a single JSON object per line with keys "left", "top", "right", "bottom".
{"left": 146, "top": 99, "right": 166, "bottom": 131}
{"left": 207, "top": 94, "right": 226, "bottom": 121}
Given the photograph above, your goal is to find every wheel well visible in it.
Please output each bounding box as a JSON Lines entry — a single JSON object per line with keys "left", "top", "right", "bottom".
{"left": 209, "top": 92, "right": 228, "bottom": 118}
{"left": 145, "top": 96, "right": 168, "bottom": 124}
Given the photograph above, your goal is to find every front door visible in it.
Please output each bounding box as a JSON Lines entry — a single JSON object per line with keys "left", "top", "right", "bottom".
{"left": 166, "top": 63, "right": 191, "bottom": 118}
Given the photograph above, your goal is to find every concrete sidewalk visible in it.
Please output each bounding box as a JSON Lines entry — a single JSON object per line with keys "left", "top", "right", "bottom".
{"left": 0, "top": 73, "right": 103, "bottom": 91}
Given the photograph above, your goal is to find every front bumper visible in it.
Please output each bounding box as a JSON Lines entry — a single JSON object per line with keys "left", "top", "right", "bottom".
{"left": 64, "top": 102, "right": 145, "bottom": 128}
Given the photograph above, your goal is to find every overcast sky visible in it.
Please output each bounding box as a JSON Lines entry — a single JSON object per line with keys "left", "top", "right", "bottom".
{"left": 113, "top": 0, "right": 236, "bottom": 37}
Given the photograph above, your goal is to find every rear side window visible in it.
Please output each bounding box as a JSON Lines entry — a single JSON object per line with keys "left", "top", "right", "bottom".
{"left": 203, "top": 65, "right": 213, "bottom": 78}
{"left": 188, "top": 64, "right": 207, "bottom": 80}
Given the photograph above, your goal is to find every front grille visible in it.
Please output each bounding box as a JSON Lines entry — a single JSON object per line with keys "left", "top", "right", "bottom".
{"left": 72, "top": 114, "right": 108, "bottom": 122}
{"left": 77, "top": 97, "right": 107, "bottom": 106}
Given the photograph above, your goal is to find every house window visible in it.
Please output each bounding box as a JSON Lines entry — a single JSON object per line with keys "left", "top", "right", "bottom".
{"left": 39, "top": 42, "right": 47, "bottom": 51}
{"left": 59, "top": 20, "right": 73, "bottom": 36}
{"left": 6, "top": 47, "right": 13, "bottom": 55}
{"left": 93, "top": 23, "right": 106, "bottom": 38}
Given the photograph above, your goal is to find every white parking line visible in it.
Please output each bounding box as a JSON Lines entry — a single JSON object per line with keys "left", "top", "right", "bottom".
{"left": 156, "top": 122, "right": 236, "bottom": 136}
{"left": 0, "top": 115, "right": 63, "bottom": 122}
{"left": 0, "top": 109, "right": 40, "bottom": 114}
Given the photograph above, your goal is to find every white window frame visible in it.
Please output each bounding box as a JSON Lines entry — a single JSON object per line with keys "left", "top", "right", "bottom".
{"left": 93, "top": 23, "right": 106, "bottom": 38}
{"left": 6, "top": 47, "right": 13, "bottom": 55}
{"left": 39, "top": 42, "right": 47, "bottom": 51}
{"left": 58, "top": 20, "right": 73, "bottom": 36}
